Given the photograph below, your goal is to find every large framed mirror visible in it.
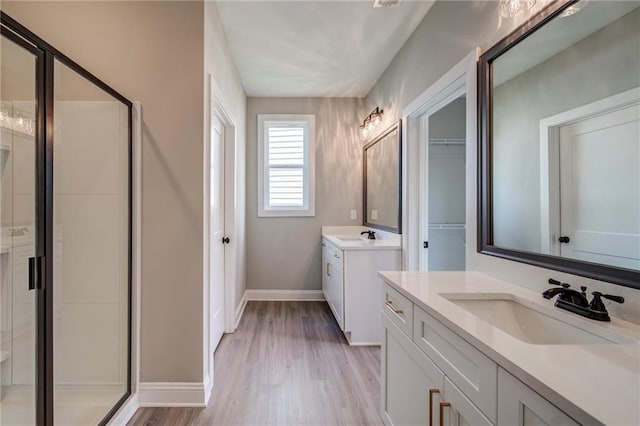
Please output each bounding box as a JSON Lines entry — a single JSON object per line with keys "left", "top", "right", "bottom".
{"left": 479, "top": 0, "right": 640, "bottom": 288}
{"left": 363, "top": 120, "right": 402, "bottom": 233}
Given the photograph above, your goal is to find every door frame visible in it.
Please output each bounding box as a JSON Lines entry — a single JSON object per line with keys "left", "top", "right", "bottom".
{"left": 203, "top": 75, "right": 238, "bottom": 401}
{"left": 416, "top": 90, "right": 465, "bottom": 270}
{"left": 539, "top": 87, "right": 640, "bottom": 255}
{"left": 401, "top": 49, "right": 479, "bottom": 271}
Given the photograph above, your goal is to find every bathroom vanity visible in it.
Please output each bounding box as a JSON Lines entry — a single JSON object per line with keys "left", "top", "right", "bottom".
{"left": 379, "top": 271, "right": 640, "bottom": 426}
{"left": 321, "top": 226, "right": 401, "bottom": 345}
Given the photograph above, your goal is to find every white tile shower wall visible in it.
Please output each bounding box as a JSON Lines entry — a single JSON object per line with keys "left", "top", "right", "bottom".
{"left": 52, "top": 101, "right": 128, "bottom": 385}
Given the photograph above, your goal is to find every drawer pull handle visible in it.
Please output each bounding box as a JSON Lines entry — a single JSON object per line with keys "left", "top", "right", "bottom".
{"left": 326, "top": 263, "right": 331, "bottom": 277}
{"left": 439, "top": 401, "right": 451, "bottom": 426}
{"left": 429, "top": 389, "right": 440, "bottom": 426}
{"left": 334, "top": 253, "right": 340, "bottom": 258}
{"left": 385, "top": 300, "right": 403, "bottom": 314}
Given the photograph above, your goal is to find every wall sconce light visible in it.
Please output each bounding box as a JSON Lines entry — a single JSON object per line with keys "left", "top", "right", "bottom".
{"left": 499, "top": 0, "right": 536, "bottom": 18}
{"left": 359, "top": 106, "right": 384, "bottom": 140}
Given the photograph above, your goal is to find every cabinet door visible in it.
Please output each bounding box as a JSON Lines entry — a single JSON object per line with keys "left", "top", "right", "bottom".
{"left": 442, "top": 377, "right": 493, "bottom": 426}
{"left": 497, "top": 368, "right": 579, "bottom": 426}
{"left": 322, "top": 244, "right": 329, "bottom": 299}
{"left": 325, "top": 257, "right": 344, "bottom": 330}
{"left": 381, "top": 314, "right": 444, "bottom": 426}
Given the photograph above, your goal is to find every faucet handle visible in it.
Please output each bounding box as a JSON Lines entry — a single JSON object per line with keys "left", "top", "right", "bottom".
{"left": 589, "top": 291, "right": 624, "bottom": 312}
{"left": 548, "top": 278, "right": 570, "bottom": 288}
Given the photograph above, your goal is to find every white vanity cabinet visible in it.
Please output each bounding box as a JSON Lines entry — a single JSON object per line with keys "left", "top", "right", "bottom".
{"left": 381, "top": 281, "right": 580, "bottom": 426}
{"left": 321, "top": 231, "right": 401, "bottom": 345}
{"left": 382, "top": 284, "right": 493, "bottom": 426}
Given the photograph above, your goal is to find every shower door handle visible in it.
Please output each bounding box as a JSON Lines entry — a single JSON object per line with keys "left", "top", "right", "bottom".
{"left": 28, "top": 256, "right": 45, "bottom": 290}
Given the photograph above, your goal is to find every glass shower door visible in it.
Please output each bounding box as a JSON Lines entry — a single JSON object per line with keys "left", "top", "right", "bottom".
{"left": 0, "top": 30, "right": 41, "bottom": 426}
{"left": 52, "top": 59, "right": 130, "bottom": 425}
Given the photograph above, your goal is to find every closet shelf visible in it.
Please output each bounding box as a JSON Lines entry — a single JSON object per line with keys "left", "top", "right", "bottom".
{"left": 428, "top": 138, "right": 466, "bottom": 145}
{"left": 428, "top": 223, "right": 466, "bottom": 230}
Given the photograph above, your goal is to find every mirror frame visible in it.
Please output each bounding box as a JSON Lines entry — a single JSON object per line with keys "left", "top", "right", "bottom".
{"left": 478, "top": 0, "right": 640, "bottom": 289}
{"left": 363, "top": 119, "right": 402, "bottom": 233}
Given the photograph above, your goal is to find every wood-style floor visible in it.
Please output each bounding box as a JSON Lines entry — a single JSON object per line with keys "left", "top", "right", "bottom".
{"left": 129, "top": 301, "right": 382, "bottom": 425}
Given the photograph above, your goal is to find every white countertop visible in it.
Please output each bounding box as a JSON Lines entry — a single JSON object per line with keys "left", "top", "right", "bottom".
{"left": 322, "top": 226, "right": 401, "bottom": 251}
{"left": 378, "top": 271, "right": 640, "bottom": 426}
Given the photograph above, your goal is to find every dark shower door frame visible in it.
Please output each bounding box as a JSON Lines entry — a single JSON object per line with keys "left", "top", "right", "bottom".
{"left": 0, "top": 12, "right": 133, "bottom": 426}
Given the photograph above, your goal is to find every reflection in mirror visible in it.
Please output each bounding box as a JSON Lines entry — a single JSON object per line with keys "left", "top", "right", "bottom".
{"left": 490, "top": 1, "right": 640, "bottom": 274}
{"left": 364, "top": 120, "right": 401, "bottom": 233}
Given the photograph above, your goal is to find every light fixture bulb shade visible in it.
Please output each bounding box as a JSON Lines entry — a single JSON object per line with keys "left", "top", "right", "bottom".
{"left": 499, "top": 0, "right": 536, "bottom": 18}
{"left": 371, "top": 113, "right": 382, "bottom": 126}
{"left": 360, "top": 125, "right": 369, "bottom": 140}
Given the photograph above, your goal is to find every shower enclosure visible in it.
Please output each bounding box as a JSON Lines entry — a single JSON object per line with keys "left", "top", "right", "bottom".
{"left": 0, "top": 13, "right": 132, "bottom": 425}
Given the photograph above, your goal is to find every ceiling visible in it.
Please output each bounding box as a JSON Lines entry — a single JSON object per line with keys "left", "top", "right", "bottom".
{"left": 215, "top": 1, "right": 435, "bottom": 97}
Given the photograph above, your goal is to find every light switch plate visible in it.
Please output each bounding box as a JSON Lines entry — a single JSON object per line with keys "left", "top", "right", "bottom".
{"left": 350, "top": 210, "right": 357, "bottom": 220}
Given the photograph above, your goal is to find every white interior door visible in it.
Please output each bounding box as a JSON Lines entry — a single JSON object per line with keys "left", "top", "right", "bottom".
{"left": 559, "top": 102, "right": 640, "bottom": 269}
{"left": 210, "top": 116, "right": 225, "bottom": 353}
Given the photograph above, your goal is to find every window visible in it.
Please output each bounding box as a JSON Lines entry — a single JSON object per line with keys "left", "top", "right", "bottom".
{"left": 258, "top": 114, "right": 315, "bottom": 217}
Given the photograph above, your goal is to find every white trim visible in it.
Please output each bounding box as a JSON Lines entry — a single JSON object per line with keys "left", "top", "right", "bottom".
{"left": 131, "top": 101, "right": 143, "bottom": 409}
{"left": 244, "top": 289, "right": 325, "bottom": 301}
{"left": 203, "top": 373, "right": 213, "bottom": 406}
{"left": 401, "top": 49, "right": 480, "bottom": 270}
{"left": 138, "top": 382, "right": 208, "bottom": 407}
{"left": 107, "top": 394, "right": 139, "bottom": 426}
{"left": 235, "top": 291, "right": 248, "bottom": 329}
{"left": 257, "top": 114, "right": 316, "bottom": 217}
{"left": 539, "top": 87, "right": 640, "bottom": 254}
{"left": 204, "top": 77, "right": 240, "bottom": 399}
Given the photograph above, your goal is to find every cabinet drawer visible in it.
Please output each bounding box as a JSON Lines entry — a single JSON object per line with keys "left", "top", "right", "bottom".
{"left": 382, "top": 284, "right": 413, "bottom": 338}
{"left": 413, "top": 306, "right": 497, "bottom": 423}
{"left": 322, "top": 239, "right": 343, "bottom": 266}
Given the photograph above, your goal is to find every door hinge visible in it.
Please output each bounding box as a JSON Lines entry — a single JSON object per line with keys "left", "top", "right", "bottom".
{"left": 28, "top": 256, "right": 45, "bottom": 290}
{"left": 423, "top": 241, "right": 428, "bottom": 249}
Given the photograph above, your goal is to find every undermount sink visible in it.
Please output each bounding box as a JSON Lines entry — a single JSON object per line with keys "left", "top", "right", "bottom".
{"left": 440, "top": 293, "right": 632, "bottom": 345}
{"left": 336, "top": 235, "right": 367, "bottom": 241}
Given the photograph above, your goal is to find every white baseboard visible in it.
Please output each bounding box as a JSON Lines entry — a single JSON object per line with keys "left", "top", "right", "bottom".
{"left": 107, "top": 393, "right": 139, "bottom": 426}
{"left": 138, "top": 382, "right": 208, "bottom": 407}
{"left": 244, "top": 289, "right": 325, "bottom": 301}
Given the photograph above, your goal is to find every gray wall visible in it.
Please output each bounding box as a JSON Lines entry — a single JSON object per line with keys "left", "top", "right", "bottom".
{"left": 246, "top": 97, "right": 362, "bottom": 291}
{"left": 3, "top": 0, "right": 247, "bottom": 383}
{"left": 492, "top": 9, "right": 640, "bottom": 252}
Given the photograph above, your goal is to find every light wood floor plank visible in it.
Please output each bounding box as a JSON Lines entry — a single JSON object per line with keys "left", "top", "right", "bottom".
{"left": 128, "top": 301, "right": 382, "bottom": 426}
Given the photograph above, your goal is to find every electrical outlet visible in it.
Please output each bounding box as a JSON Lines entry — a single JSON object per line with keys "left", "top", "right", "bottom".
{"left": 371, "top": 210, "right": 378, "bottom": 220}
{"left": 350, "top": 210, "right": 357, "bottom": 220}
